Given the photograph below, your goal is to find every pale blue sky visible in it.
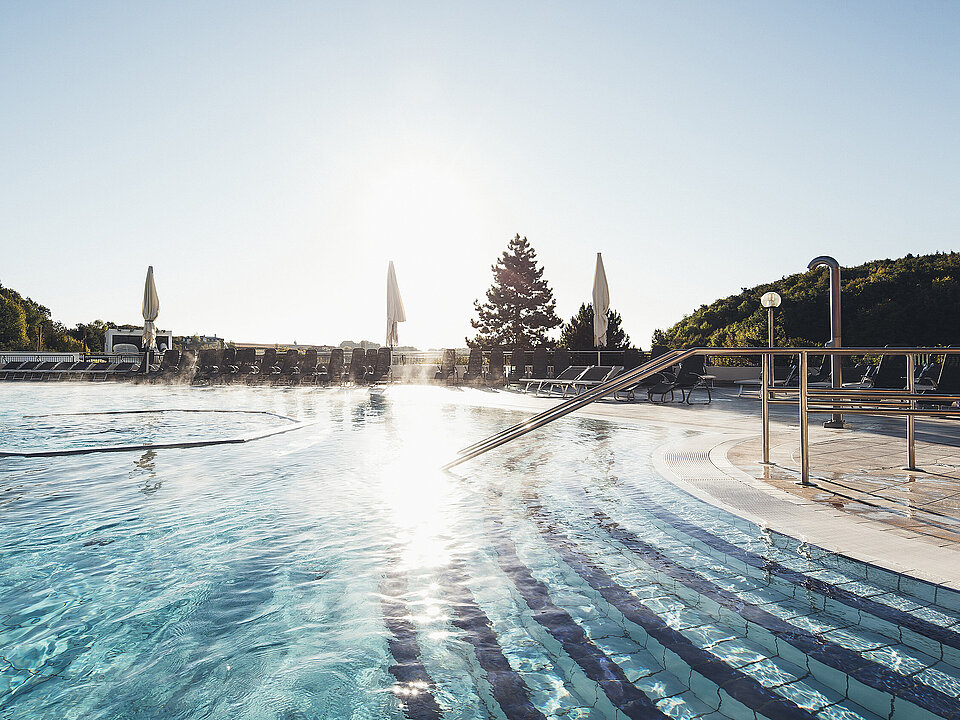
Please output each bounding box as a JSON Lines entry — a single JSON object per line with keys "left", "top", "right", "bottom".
{"left": 2, "top": 2, "right": 958, "bottom": 349}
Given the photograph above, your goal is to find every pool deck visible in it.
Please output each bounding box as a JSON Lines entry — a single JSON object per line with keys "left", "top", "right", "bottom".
{"left": 461, "top": 386, "right": 960, "bottom": 590}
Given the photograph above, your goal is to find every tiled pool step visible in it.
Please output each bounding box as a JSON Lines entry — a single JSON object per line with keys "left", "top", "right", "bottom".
{"left": 508, "top": 518, "right": 848, "bottom": 720}
{"left": 511, "top": 481, "right": 960, "bottom": 720}
{"left": 615, "top": 490, "right": 960, "bottom": 668}
{"left": 579, "top": 508, "right": 960, "bottom": 720}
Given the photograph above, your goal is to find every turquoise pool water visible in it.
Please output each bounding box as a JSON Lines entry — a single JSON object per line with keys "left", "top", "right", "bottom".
{"left": 1, "top": 383, "right": 959, "bottom": 719}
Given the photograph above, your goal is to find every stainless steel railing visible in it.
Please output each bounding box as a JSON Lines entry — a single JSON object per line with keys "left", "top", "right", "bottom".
{"left": 445, "top": 346, "right": 960, "bottom": 484}
{"left": 444, "top": 348, "right": 694, "bottom": 470}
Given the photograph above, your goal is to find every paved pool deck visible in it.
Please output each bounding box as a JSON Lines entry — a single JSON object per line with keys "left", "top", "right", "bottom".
{"left": 460, "top": 386, "right": 960, "bottom": 590}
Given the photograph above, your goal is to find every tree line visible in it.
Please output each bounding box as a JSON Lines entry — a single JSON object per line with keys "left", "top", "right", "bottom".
{"left": 0, "top": 282, "right": 118, "bottom": 352}
{"left": 651, "top": 252, "right": 960, "bottom": 349}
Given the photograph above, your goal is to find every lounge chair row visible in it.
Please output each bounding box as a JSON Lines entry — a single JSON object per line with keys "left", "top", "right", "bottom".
{"left": 0, "top": 359, "right": 144, "bottom": 381}
{"left": 518, "top": 365, "right": 625, "bottom": 396}
{"left": 191, "top": 347, "right": 392, "bottom": 385}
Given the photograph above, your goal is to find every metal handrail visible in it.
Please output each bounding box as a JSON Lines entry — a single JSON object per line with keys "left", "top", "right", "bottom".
{"left": 445, "top": 345, "right": 960, "bottom": 480}
{"left": 444, "top": 348, "right": 695, "bottom": 470}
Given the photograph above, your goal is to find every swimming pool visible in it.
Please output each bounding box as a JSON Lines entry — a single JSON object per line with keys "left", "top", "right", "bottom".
{"left": 1, "top": 383, "right": 959, "bottom": 719}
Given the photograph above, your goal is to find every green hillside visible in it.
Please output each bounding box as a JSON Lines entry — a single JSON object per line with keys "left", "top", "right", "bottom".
{"left": 0, "top": 282, "right": 114, "bottom": 352}
{"left": 652, "top": 252, "right": 960, "bottom": 349}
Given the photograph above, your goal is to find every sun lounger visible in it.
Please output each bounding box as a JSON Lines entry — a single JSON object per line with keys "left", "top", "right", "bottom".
{"left": 105, "top": 361, "right": 137, "bottom": 379}
{"left": 434, "top": 349, "right": 457, "bottom": 384}
{"left": 12, "top": 361, "right": 40, "bottom": 380}
{"left": 192, "top": 349, "right": 222, "bottom": 384}
{"left": 462, "top": 348, "right": 484, "bottom": 385}
{"left": 29, "top": 361, "right": 59, "bottom": 380}
{"left": 534, "top": 365, "right": 590, "bottom": 395}
{"left": 60, "top": 361, "right": 94, "bottom": 380}
{"left": 349, "top": 348, "right": 367, "bottom": 383}
{"left": 552, "top": 348, "right": 571, "bottom": 377}
{"left": 328, "top": 348, "right": 344, "bottom": 384}
{"left": 920, "top": 353, "right": 960, "bottom": 407}
{"left": 486, "top": 349, "right": 505, "bottom": 386}
{"left": 258, "top": 349, "right": 282, "bottom": 383}
{"left": 648, "top": 355, "right": 712, "bottom": 404}
{"left": 298, "top": 348, "right": 319, "bottom": 385}
{"left": 157, "top": 350, "right": 181, "bottom": 380}
{"left": 507, "top": 349, "right": 527, "bottom": 385}
{"left": 0, "top": 361, "right": 23, "bottom": 380}
{"left": 279, "top": 349, "right": 302, "bottom": 384}
{"left": 233, "top": 348, "right": 258, "bottom": 381}
{"left": 843, "top": 350, "right": 907, "bottom": 390}
{"left": 567, "top": 365, "right": 624, "bottom": 395}
{"left": 370, "top": 348, "right": 391, "bottom": 383}
{"left": 531, "top": 347, "right": 548, "bottom": 381}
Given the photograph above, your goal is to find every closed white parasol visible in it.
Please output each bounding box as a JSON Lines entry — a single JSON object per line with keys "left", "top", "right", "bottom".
{"left": 142, "top": 265, "right": 160, "bottom": 351}
{"left": 592, "top": 252, "right": 609, "bottom": 349}
{"left": 386, "top": 261, "right": 406, "bottom": 348}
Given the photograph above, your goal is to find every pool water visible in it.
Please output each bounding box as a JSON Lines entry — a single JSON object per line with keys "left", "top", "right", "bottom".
{"left": 1, "top": 383, "right": 959, "bottom": 720}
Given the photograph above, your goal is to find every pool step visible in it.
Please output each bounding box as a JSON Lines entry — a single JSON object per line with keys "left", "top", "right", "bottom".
{"left": 606, "top": 491, "right": 960, "bottom": 672}
{"left": 518, "top": 499, "right": 960, "bottom": 720}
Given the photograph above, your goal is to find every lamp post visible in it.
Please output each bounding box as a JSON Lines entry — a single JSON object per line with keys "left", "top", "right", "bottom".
{"left": 760, "top": 292, "right": 781, "bottom": 348}
{"left": 759, "top": 291, "right": 780, "bottom": 464}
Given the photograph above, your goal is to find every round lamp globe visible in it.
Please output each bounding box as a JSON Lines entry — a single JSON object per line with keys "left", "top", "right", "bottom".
{"left": 760, "top": 292, "right": 782, "bottom": 308}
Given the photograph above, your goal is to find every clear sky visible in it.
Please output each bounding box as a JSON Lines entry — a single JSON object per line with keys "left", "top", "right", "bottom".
{"left": 2, "top": 2, "right": 958, "bottom": 349}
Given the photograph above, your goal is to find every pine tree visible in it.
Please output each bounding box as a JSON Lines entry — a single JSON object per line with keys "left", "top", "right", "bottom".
{"left": 559, "top": 303, "right": 631, "bottom": 350}
{"left": 468, "top": 234, "right": 561, "bottom": 348}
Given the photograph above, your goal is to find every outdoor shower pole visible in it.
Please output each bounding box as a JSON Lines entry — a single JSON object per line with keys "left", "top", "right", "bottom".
{"left": 807, "top": 256, "right": 844, "bottom": 428}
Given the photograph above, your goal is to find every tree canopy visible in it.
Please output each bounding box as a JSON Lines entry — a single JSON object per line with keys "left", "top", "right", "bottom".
{"left": 559, "top": 303, "right": 631, "bottom": 350}
{"left": 0, "top": 281, "right": 115, "bottom": 351}
{"left": 652, "top": 252, "right": 960, "bottom": 349}
{"left": 468, "top": 234, "right": 561, "bottom": 348}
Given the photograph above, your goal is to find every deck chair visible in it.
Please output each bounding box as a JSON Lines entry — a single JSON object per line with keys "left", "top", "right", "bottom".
{"left": 235, "top": 348, "right": 259, "bottom": 381}
{"left": 279, "top": 349, "right": 302, "bottom": 384}
{"left": 486, "top": 349, "right": 505, "bottom": 386}
{"left": 48, "top": 361, "right": 73, "bottom": 380}
{"left": 462, "top": 348, "right": 484, "bottom": 385}
{"left": 365, "top": 349, "right": 379, "bottom": 381}
{"left": 299, "top": 348, "right": 319, "bottom": 385}
{"left": 29, "top": 361, "right": 59, "bottom": 380}
{"left": 807, "top": 355, "right": 832, "bottom": 384}
{"left": 328, "top": 348, "right": 344, "bottom": 384}
{"left": 349, "top": 348, "right": 367, "bottom": 382}
{"left": 845, "top": 350, "right": 907, "bottom": 390}
{"left": 12, "top": 361, "right": 40, "bottom": 380}
{"left": 259, "top": 349, "right": 282, "bottom": 382}
{"left": 568, "top": 366, "right": 624, "bottom": 396}
{"left": 434, "top": 349, "right": 457, "bottom": 383}
{"left": 157, "top": 350, "right": 181, "bottom": 380}
{"left": 220, "top": 348, "right": 240, "bottom": 379}
{"left": 553, "top": 348, "right": 571, "bottom": 377}
{"left": 370, "top": 348, "right": 391, "bottom": 383}
{"left": 648, "top": 355, "right": 712, "bottom": 404}
{"left": 539, "top": 365, "right": 590, "bottom": 396}
{"left": 192, "top": 349, "right": 220, "bottom": 384}
{"left": 531, "top": 347, "right": 548, "bottom": 380}
{"left": 920, "top": 353, "right": 960, "bottom": 407}
{"left": 507, "top": 349, "right": 527, "bottom": 385}
{"left": 61, "top": 361, "right": 94, "bottom": 380}
{"left": 0, "top": 361, "right": 23, "bottom": 380}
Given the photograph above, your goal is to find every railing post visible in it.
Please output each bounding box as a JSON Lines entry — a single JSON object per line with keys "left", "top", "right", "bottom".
{"left": 761, "top": 352, "right": 771, "bottom": 464}
{"left": 799, "top": 352, "right": 810, "bottom": 485}
{"left": 905, "top": 353, "right": 917, "bottom": 470}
